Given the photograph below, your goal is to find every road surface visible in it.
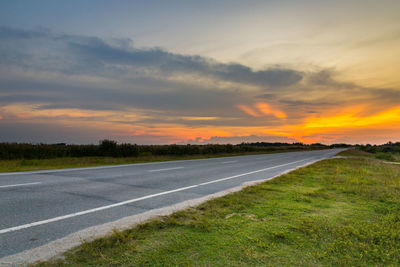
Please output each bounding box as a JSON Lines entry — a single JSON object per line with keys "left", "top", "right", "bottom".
{"left": 0, "top": 149, "right": 343, "bottom": 261}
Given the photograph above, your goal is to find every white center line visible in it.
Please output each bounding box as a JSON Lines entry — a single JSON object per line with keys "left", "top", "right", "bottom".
{"left": 148, "top": 167, "right": 185, "bottom": 172}
{"left": 0, "top": 158, "right": 309, "bottom": 235}
{"left": 0, "top": 182, "right": 41, "bottom": 189}
{"left": 221, "top": 160, "right": 237, "bottom": 164}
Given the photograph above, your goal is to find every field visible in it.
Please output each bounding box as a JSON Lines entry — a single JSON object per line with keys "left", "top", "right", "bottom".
{"left": 36, "top": 149, "right": 400, "bottom": 266}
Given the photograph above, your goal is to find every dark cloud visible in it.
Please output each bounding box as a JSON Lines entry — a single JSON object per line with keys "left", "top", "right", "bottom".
{"left": 254, "top": 93, "right": 276, "bottom": 99}
{"left": 0, "top": 75, "right": 243, "bottom": 116}
{"left": 0, "top": 26, "right": 303, "bottom": 87}
{"left": 307, "top": 69, "right": 357, "bottom": 89}
{"left": 66, "top": 35, "right": 303, "bottom": 86}
{"left": 279, "top": 99, "right": 335, "bottom": 107}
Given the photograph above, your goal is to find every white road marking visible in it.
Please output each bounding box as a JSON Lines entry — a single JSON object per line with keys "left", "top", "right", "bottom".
{"left": 0, "top": 158, "right": 309, "bottom": 235}
{"left": 0, "top": 182, "right": 41, "bottom": 189}
{"left": 148, "top": 167, "right": 185, "bottom": 172}
{"left": 221, "top": 161, "right": 237, "bottom": 164}
{"left": 198, "top": 159, "right": 307, "bottom": 186}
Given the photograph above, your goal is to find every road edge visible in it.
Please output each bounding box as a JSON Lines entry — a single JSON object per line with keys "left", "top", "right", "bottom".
{"left": 0, "top": 156, "right": 332, "bottom": 266}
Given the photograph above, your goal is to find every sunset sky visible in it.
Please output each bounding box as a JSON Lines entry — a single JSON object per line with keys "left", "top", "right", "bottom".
{"left": 1, "top": 0, "right": 400, "bottom": 144}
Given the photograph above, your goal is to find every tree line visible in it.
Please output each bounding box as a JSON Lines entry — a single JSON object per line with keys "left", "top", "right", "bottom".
{"left": 359, "top": 142, "right": 400, "bottom": 154}
{"left": 0, "top": 140, "right": 350, "bottom": 160}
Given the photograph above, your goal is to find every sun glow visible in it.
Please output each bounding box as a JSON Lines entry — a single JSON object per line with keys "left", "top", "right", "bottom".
{"left": 301, "top": 106, "right": 400, "bottom": 130}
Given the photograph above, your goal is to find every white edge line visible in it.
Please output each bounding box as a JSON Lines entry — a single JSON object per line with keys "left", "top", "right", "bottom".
{"left": 0, "top": 182, "right": 41, "bottom": 189}
{"left": 221, "top": 160, "right": 237, "bottom": 164}
{"left": 0, "top": 158, "right": 309, "bottom": 235}
{"left": 148, "top": 167, "right": 185, "bottom": 172}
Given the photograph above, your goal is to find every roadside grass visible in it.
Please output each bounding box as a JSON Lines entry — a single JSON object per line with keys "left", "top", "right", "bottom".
{"left": 337, "top": 148, "right": 374, "bottom": 158}
{"left": 0, "top": 150, "right": 319, "bottom": 173}
{"left": 36, "top": 150, "right": 400, "bottom": 266}
{"left": 339, "top": 148, "right": 400, "bottom": 162}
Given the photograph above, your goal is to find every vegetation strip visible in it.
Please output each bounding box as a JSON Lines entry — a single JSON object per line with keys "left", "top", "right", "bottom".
{"left": 0, "top": 140, "right": 349, "bottom": 173}
{"left": 35, "top": 149, "right": 400, "bottom": 266}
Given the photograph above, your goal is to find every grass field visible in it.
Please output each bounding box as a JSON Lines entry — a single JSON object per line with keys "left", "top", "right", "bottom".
{"left": 343, "top": 149, "right": 400, "bottom": 162}
{"left": 0, "top": 150, "right": 313, "bottom": 173}
{"left": 36, "top": 149, "right": 400, "bottom": 266}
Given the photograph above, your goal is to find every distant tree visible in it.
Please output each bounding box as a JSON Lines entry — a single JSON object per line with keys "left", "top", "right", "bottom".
{"left": 99, "top": 139, "right": 118, "bottom": 156}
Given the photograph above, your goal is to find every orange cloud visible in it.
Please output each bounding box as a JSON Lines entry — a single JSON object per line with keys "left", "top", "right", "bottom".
{"left": 237, "top": 104, "right": 260, "bottom": 117}
{"left": 237, "top": 102, "right": 286, "bottom": 119}
{"left": 255, "top": 102, "right": 286, "bottom": 119}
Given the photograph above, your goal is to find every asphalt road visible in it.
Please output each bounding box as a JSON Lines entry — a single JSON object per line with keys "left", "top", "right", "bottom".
{"left": 0, "top": 149, "right": 343, "bottom": 260}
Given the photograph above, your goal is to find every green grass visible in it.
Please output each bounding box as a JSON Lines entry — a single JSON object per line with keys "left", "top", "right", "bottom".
{"left": 36, "top": 149, "right": 400, "bottom": 266}
{"left": 0, "top": 150, "right": 322, "bottom": 173}
{"left": 337, "top": 148, "right": 374, "bottom": 158}
{"left": 339, "top": 148, "right": 400, "bottom": 162}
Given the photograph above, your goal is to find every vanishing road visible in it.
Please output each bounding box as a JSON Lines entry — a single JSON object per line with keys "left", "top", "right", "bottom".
{"left": 0, "top": 149, "right": 343, "bottom": 261}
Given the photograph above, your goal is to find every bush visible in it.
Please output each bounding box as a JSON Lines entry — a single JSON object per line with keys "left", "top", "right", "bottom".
{"left": 375, "top": 152, "right": 395, "bottom": 162}
{"left": 99, "top": 139, "right": 118, "bottom": 156}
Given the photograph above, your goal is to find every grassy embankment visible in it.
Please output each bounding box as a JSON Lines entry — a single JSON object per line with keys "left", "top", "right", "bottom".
{"left": 37, "top": 149, "right": 400, "bottom": 266}
{"left": 343, "top": 148, "right": 400, "bottom": 162}
{"left": 0, "top": 150, "right": 308, "bottom": 173}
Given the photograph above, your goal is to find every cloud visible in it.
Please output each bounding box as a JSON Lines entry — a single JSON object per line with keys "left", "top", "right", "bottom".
{"left": 307, "top": 69, "right": 357, "bottom": 89}
{"left": 0, "top": 26, "right": 303, "bottom": 87}
{"left": 255, "top": 102, "right": 286, "bottom": 118}
{"left": 1, "top": 26, "right": 400, "bottom": 144}
{"left": 0, "top": 26, "right": 304, "bottom": 121}
{"left": 67, "top": 37, "right": 303, "bottom": 87}
{"left": 237, "top": 102, "right": 286, "bottom": 119}
{"left": 237, "top": 104, "right": 260, "bottom": 117}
